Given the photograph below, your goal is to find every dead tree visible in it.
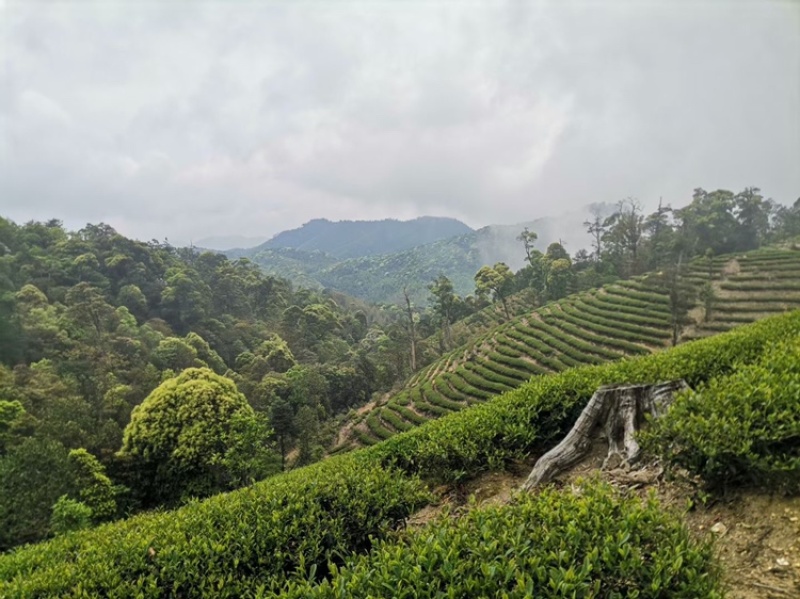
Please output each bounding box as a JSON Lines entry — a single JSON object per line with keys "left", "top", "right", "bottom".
{"left": 522, "top": 380, "right": 689, "bottom": 491}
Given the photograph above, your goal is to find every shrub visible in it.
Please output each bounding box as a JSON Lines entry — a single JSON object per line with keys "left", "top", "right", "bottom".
{"left": 275, "top": 483, "right": 721, "bottom": 599}
{"left": 49, "top": 496, "right": 92, "bottom": 536}
{"left": 643, "top": 334, "right": 800, "bottom": 492}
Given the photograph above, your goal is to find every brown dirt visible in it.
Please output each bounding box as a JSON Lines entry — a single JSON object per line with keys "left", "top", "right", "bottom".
{"left": 723, "top": 258, "right": 742, "bottom": 277}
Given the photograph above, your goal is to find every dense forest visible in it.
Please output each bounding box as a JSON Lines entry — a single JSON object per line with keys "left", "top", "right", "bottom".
{"left": 0, "top": 218, "right": 463, "bottom": 549}
{"left": 1, "top": 186, "right": 798, "bottom": 552}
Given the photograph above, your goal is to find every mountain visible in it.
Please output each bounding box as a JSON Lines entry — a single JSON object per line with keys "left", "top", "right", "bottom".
{"left": 257, "top": 216, "right": 474, "bottom": 260}
{"left": 236, "top": 211, "right": 593, "bottom": 305}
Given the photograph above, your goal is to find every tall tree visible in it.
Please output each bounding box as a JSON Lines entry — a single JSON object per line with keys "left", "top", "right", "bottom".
{"left": 428, "top": 275, "right": 457, "bottom": 349}
{"left": 474, "top": 263, "right": 514, "bottom": 319}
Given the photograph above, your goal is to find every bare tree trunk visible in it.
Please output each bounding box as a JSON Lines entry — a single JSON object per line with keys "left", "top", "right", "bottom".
{"left": 403, "top": 287, "right": 417, "bottom": 372}
{"left": 522, "top": 380, "right": 689, "bottom": 491}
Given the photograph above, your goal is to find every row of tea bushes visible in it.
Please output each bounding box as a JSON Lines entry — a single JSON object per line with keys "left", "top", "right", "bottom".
{"left": 272, "top": 483, "right": 722, "bottom": 599}
{"left": 364, "top": 311, "right": 800, "bottom": 483}
{"left": 0, "top": 461, "right": 430, "bottom": 597}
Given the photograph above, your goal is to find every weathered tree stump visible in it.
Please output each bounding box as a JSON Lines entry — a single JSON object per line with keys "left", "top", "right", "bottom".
{"left": 522, "top": 380, "right": 689, "bottom": 491}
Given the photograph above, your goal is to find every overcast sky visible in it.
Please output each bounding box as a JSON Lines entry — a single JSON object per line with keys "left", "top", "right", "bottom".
{"left": 1, "top": 0, "right": 798, "bottom": 245}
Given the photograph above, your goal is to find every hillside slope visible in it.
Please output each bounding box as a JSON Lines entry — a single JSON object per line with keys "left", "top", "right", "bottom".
{"left": 3, "top": 313, "right": 798, "bottom": 597}
{"left": 341, "top": 245, "right": 800, "bottom": 449}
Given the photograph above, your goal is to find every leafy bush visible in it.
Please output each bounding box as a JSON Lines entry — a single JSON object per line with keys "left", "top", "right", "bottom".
{"left": 644, "top": 335, "right": 800, "bottom": 492}
{"left": 0, "top": 459, "right": 430, "bottom": 597}
{"left": 49, "top": 496, "right": 92, "bottom": 536}
{"left": 275, "top": 483, "right": 721, "bottom": 599}
{"left": 119, "top": 367, "right": 277, "bottom": 504}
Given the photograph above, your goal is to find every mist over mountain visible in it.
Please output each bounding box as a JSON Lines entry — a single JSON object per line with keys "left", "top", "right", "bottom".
{"left": 195, "top": 235, "right": 269, "bottom": 251}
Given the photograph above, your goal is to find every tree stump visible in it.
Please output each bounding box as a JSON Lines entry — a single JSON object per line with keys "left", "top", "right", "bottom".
{"left": 521, "top": 380, "right": 689, "bottom": 491}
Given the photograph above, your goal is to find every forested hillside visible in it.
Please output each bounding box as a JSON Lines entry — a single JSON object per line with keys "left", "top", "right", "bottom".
{"left": 0, "top": 218, "right": 439, "bottom": 550}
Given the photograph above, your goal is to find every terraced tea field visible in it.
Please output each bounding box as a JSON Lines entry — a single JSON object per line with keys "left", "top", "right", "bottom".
{"left": 337, "top": 246, "right": 800, "bottom": 450}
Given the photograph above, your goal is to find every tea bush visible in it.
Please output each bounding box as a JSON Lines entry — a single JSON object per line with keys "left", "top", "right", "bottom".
{"left": 0, "top": 460, "right": 430, "bottom": 597}
{"left": 644, "top": 335, "right": 800, "bottom": 492}
{"left": 273, "top": 483, "right": 721, "bottom": 599}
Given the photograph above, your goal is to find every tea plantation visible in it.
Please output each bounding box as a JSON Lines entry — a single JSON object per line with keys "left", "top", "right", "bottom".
{"left": 344, "top": 246, "right": 800, "bottom": 448}
{"left": 2, "top": 311, "right": 799, "bottom": 597}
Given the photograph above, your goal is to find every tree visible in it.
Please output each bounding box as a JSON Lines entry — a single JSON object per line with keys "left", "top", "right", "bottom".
{"left": 583, "top": 208, "right": 607, "bottom": 263}
{"left": 602, "top": 199, "right": 645, "bottom": 277}
{"left": 0, "top": 437, "right": 73, "bottom": 549}
{"left": 402, "top": 287, "right": 418, "bottom": 371}
{"left": 428, "top": 275, "right": 457, "bottom": 349}
{"left": 67, "top": 448, "right": 118, "bottom": 523}
{"left": 474, "top": 263, "right": 514, "bottom": 319}
{"left": 516, "top": 227, "right": 539, "bottom": 264}
{"left": 119, "top": 368, "right": 277, "bottom": 504}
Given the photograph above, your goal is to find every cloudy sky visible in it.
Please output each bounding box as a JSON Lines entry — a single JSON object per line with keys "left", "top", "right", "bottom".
{"left": 1, "top": 0, "right": 798, "bottom": 246}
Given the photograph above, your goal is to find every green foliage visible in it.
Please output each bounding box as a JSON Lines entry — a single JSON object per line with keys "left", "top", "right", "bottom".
{"left": 67, "top": 449, "right": 117, "bottom": 523}
{"left": 0, "top": 438, "right": 72, "bottom": 550}
{"left": 276, "top": 483, "right": 721, "bottom": 599}
{"left": 365, "top": 312, "right": 800, "bottom": 483}
{"left": 119, "top": 368, "right": 277, "bottom": 504}
{"left": 49, "top": 496, "right": 92, "bottom": 536}
{"left": 1, "top": 313, "right": 797, "bottom": 594}
{"left": 0, "top": 459, "right": 429, "bottom": 597}
{"left": 644, "top": 334, "right": 800, "bottom": 492}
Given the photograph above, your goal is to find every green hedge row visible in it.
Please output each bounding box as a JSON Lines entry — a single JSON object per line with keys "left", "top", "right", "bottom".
{"left": 490, "top": 343, "right": 549, "bottom": 376}
{"left": 0, "top": 460, "right": 430, "bottom": 597}
{"left": 413, "top": 399, "right": 452, "bottom": 418}
{"left": 644, "top": 334, "right": 800, "bottom": 492}
{"left": 420, "top": 383, "right": 467, "bottom": 412}
{"left": 366, "top": 411, "right": 395, "bottom": 440}
{"left": 584, "top": 290, "right": 672, "bottom": 319}
{"left": 570, "top": 296, "right": 671, "bottom": 328}
{"left": 558, "top": 305, "right": 664, "bottom": 346}
{"left": 730, "top": 270, "right": 800, "bottom": 281}
{"left": 448, "top": 368, "right": 497, "bottom": 401}
{"left": 609, "top": 282, "right": 671, "bottom": 304}
{"left": 537, "top": 312, "right": 646, "bottom": 355}
{"left": 353, "top": 428, "right": 380, "bottom": 446}
{"left": 459, "top": 362, "right": 516, "bottom": 395}
{"left": 379, "top": 408, "right": 413, "bottom": 433}
{"left": 713, "top": 301, "right": 793, "bottom": 313}
{"left": 557, "top": 302, "right": 671, "bottom": 340}
{"left": 437, "top": 373, "right": 483, "bottom": 405}
{"left": 604, "top": 285, "right": 671, "bottom": 307}
{"left": 385, "top": 402, "right": 429, "bottom": 426}
{"left": 471, "top": 355, "right": 529, "bottom": 387}
{"left": 480, "top": 352, "right": 533, "bottom": 382}
{"left": 273, "top": 483, "right": 721, "bottom": 599}
{"left": 720, "top": 283, "right": 800, "bottom": 293}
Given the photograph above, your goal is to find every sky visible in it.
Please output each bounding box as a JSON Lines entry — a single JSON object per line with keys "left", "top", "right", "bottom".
{"left": 1, "top": 0, "right": 798, "bottom": 246}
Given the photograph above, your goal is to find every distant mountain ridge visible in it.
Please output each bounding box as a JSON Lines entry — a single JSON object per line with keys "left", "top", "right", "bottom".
{"left": 225, "top": 212, "right": 593, "bottom": 305}
{"left": 254, "top": 216, "right": 473, "bottom": 259}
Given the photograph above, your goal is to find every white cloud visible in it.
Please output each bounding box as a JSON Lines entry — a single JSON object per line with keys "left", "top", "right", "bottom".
{"left": 1, "top": 0, "right": 798, "bottom": 244}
